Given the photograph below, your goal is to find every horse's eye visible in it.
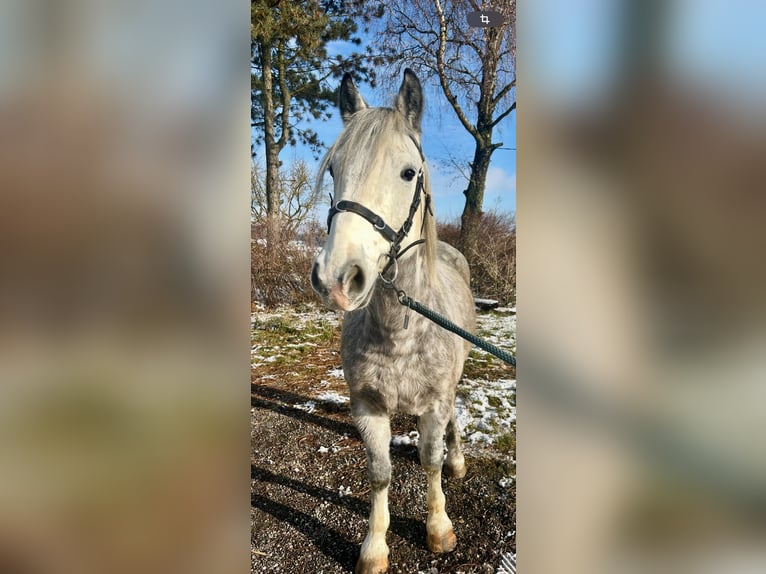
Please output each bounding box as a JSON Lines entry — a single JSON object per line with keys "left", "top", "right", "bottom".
{"left": 401, "top": 168, "right": 416, "bottom": 181}
{"left": 328, "top": 165, "right": 334, "bottom": 178}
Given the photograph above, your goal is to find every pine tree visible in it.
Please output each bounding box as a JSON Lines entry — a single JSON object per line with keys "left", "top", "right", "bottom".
{"left": 251, "top": 0, "right": 374, "bottom": 238}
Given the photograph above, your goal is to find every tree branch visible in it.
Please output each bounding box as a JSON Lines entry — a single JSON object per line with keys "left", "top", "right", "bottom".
{"left": 491, "top": 100, "right": 516, "bottom": 128}
{"left": 493, "top": 78, "right": 516, "bottom": 106}
{"left": 434, "top": 0, "right": 479, "bottom": 140}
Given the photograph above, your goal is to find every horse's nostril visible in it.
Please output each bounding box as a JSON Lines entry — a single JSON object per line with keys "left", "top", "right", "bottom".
{"left": 311, "top": 262, "right": 326, "bottom": 295}
{"left": 345, "top": 265, "right": 365, "bottom": 297}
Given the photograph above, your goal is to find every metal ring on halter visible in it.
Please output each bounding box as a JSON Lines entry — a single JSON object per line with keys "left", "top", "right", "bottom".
{"left": 377, "top": 253, "right": 399, "bottom": 286}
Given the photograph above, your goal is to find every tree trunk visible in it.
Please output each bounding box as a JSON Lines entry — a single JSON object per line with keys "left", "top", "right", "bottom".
{"left": 259, "top": 43, "right": 281, "bottom": 243}
{"left": 459, "top": 141, "right": 495, "bottom": 267}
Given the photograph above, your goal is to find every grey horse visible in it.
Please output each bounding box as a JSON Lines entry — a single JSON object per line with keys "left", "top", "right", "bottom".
{"left": 311, "top": 69, "right": 475, "bottom": 574}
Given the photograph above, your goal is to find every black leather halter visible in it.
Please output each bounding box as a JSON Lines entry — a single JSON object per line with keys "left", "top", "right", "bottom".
{"left": 326, "top": 196, "right": 402, "bottom": 244}
{"left": 325, "top": 137, "right": 432, "bottom": 263}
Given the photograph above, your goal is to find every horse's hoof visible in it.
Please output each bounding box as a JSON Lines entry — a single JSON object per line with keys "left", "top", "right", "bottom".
{"left": 355, "top": 556, "right": 389, "bottom": 574}
{"left": 427, "top": 529, "right": 457, "bottom": 553}
{"left": 444, "top": 461, "right": 466, "bottom": 478}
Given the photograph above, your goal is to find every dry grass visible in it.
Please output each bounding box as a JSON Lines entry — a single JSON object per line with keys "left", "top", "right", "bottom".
{"left": 438, "top": 210, "right": 516, "bottom": 305}
{"left": 252, "top": 209, "right": 516, "bottom": 308}
{"left": 251, "top": 220, "right": 324, "bottom": 307}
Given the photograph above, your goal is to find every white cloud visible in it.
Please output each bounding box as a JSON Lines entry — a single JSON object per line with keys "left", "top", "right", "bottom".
{"left": 485, "top": 167, "right": 516, "bottom": 213}
{"left": 486, "top": 166, "right": 516, "bottom": 195}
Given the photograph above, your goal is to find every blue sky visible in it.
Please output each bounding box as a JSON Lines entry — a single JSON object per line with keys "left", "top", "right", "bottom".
{"left": 253, "top": 34, "right": 516, "bottom": 223}
{"left": 526, "top": 0, "right": 766, "bottom": 114}
{"left": 255, "top": 1, "right": 766, "bottom": 224}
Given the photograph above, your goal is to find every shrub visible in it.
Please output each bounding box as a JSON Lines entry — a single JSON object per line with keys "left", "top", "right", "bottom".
{"left": 437, "top": 210, "right": 516, "bottom": 305}
{"left": 252, "top": 210, "right": 516, "bottom": 308}
{"left": 251, "top": 219, "right": 324, "bottom": 307}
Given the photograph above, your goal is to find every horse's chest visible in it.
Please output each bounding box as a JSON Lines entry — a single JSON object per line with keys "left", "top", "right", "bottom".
{"left": 342, "top": 332, "right": 454, "bottom": 416}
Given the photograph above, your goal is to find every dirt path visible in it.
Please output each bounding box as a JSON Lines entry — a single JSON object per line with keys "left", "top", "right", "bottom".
{"left": 251, "top": 306, "right": 515, "bottom": 573}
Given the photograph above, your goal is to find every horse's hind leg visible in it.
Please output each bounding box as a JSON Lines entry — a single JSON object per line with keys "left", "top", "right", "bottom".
{"left": 418, "top": 410, "right": 457, "bottom": 553}
{"left": 444, "top": 411, "right": 466, "bottom": 478}
{"left": 353, "top": 408, "right": 392, "bottom": 574}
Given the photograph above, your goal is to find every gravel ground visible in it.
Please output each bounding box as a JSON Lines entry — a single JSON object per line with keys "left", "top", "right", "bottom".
{"left": 251, "top": 305, "right": 515, "bottom": 573}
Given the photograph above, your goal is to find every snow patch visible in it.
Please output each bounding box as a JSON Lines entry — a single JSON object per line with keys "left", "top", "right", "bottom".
{"left": 391, "top": 431, "right": 420, "bottom": 447}
{"left": 455, "top": 377, "right": 516, "bottom": 445}
{"left": 467, "top": 431, "right": 493, "bottom": 444}
{"left": 317, "top": 391, "right": 349, "bottom": 404}
{"left": 498, "top": 477, "right": 514, "bottom": 488}
{"left": 294, "top": 401, "right": 316, "bottom": 414}
{"left": 495, "top": 306, "right": 516, "bottom": 314}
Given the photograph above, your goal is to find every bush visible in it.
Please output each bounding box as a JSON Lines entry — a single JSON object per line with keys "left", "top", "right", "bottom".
{"left": 438, "top": 211, "right": 516, "bottom": 305}
{"left": 251, "top": 219, "right": 324, "bottom": 307}
{"left": 252, "top": 210, "right": 516, "bottom": 308}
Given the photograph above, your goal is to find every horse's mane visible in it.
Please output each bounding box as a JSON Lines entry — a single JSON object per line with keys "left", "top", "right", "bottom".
{"left": 421, "top": 162, "right": 437, "bottom": 282}
{"left": 317, "top": 107, "right": 438, "bottom": 281}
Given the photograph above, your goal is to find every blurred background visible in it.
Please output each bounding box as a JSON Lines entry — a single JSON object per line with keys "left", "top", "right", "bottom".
{"left": 3, "top": 0, "right": 766, "bottom": 573}
{"left": 519, "top": 0, "right": 766, "bottom": 572}
{"left": 0, "top": 1, "right": 249, "bottom": 573}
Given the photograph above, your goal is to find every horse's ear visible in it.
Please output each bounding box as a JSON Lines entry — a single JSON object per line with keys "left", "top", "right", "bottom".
{"left": 395, "top": 68, "right": 423, "bottom": 132}
{"left": 339, "top": 73, "right": 367, "bottom": 124}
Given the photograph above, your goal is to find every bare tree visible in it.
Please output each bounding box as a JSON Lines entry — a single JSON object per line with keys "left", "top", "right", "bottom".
{"left": 251, "top": 159, "right": 324, "bottom": 232}
{"left": 366, "top": 0, "right": 515, "bottom": 262}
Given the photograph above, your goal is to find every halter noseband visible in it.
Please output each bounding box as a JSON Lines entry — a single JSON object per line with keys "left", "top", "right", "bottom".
{"left": 325, "top": 137, "right": 432, "bottom": 266}
{"left": 326, "top": 196, "right": 402, "bottom": 244}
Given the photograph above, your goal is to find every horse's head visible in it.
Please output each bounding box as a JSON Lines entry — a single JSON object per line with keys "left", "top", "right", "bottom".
{"left": 311, "top": 69, "right": 433, "bottom": 311}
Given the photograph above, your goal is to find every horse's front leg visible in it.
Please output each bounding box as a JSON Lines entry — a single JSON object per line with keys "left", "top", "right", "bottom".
{"left": 353, "top": 407, "right": 392, "bottom": 574}
{"left": 418, "top": 409, "right": 457, "bottom": 553}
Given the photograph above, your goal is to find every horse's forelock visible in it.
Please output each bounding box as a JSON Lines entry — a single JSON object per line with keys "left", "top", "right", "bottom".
{"left": 326, "top": 108, "right": 418, "bottom": 182}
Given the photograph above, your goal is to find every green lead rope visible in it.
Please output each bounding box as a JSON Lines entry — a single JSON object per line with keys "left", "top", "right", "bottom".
{"left": 395, "top": 290, "right": 516, "bottom": 366}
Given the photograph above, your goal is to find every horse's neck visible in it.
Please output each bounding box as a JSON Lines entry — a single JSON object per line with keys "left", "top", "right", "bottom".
{"left": 366, "top": 250, "right": 430, "bottom": 331}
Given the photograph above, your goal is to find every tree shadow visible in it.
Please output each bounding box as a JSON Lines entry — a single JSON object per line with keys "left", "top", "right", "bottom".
{"left": 253, "top": 465, "right": 424, "bottom": 539}
{"left": 251, "top": 492, "right": 359, "bottom": 571}
{"left": 251, "top": 383, "right": 421, "bottom": 465}
{"left": 251, "top": 384, "right": 438, "bottom": 564}
{"left": 251, "top": 383, "right": 357, "bottom": 437}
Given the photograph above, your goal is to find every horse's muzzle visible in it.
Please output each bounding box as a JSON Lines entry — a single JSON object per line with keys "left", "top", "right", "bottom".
{"left": 311, "top": 259, "right": 368, "bottom": 311}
